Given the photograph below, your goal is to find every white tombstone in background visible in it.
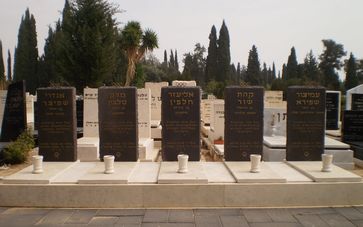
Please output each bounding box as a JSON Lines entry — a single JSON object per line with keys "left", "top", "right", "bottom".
{"left": 264, "top": 91, "right": 284, "bottom": 108}
{"left": 201, "top": 99, "right": 212, "bottom": 125}
{"left": 0, "top": 90, "right": 7, "bottom": 131}
{"left": 145, "top": 82, "right": 168, "bottom": 126}
{"left": 264, "top": 103, "right": 287, "bottom": 137}
{"left": 172, "top": 80, "right": 197, "bottom": 87}
{"left": 25, "top": 93, "right": 35, "bottom": 129}
{"left": 83, "top": 88, "right": 99, "bottom": 137}
{"left": 77, "top": 88, "right": 99, "bottom": 161}
{"left": 137, "top": 88, "right": 154, "bottom": 161}
{"left": 208, "top": 100, "right": 224, "bottom": 143}
{"left": 346, "top": 84, "right": 363, "bottom": 110}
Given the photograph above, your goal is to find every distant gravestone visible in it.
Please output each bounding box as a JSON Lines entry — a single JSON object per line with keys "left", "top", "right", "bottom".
{"left": 0, "top": 90, "right": 7, "bottom": 133}
{"left": 145, "top": 82, "right": 168, "bottom": 123}
{"left": 342, "top": 110, "right": 363, "bottom": 143}
{"left": 98, "top": 87, "right": 138, "bottom": 161}
{"left": 1, "top": 81, "right": 26, "bottom": 142}
{"left": 264, "top": 90, "right": 283, "bottom": 108}
{"left": 209, "top": 100, "right": 224, "bottom": 142}
{"left": 83, "top": 88, "right": 98, "bottom": 137}
{"left": 37, "top": 87, "right": 77, "bottom": 161}
{"left": 224, "top": 86, "right": 264, "bottom": 161}
{"left": 286, "top": 86, "right": 326, "bottom": 161}
{"left": 352, "top": 93, "right": 363, "bottom": 111}
{"left": 162, "top": 86, "right": 200, "bottom": 161}
{"left": 326, "top": 91, "right": 340, "bottom": 130}
{"left": 137, "top": 88, "right": 151, "bottom": 138}
{"left": 172, "top": 80, "right": 197, "bottom": 87}
{"left": 346, "top": 84, "right": 363, "bottom": 110}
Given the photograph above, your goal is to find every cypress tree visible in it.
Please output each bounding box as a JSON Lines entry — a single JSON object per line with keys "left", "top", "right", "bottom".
{"left": 344, "top": 53, "right": 358, "bottom": 90}
{"left": 286, "top": 47, "right": 298, "bottom": 80}
{"left": 261, "top": 62, "right": 268, "bottom": 86}
{"left": 7, "top": 50, "right": 12, "bottom": 81}
{"left": 174, "top": 50, "right": 179, "bottom": 71}
{"left": 163, "top": 50, "right": 167, "bottom": 66}
{"left": 0, "top": 40, "right": 4, "bottom": 81}
{"left": 13, "top": 8, "right": 39, "bottom": 93}
{"left": 216, "top": 21, "right": 231, "bottom": 82}
{"left": 281, "top": 64, "right": 287, "bottom": 80}
{"left": 272, "top": 62, "right": 276, "bottom": 80}
{"left": 205, "top": 25, "right": 218, "bottom": 82}
{"left": 236, "top": 62, "right": 241, "bottom": 82}
{"left": 169, "top": 49, "right": 175, "bottom": 69}
{"left": 246, "top": 45, "right": 261, "bottom": 85}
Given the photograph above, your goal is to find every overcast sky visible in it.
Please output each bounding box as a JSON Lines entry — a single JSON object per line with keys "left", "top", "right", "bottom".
{"left": 1, "top": 0, "right": 363, "bottom": 79}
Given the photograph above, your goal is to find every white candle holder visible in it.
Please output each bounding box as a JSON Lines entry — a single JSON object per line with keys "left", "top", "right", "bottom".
{"left": 321, "top": 154, "right": 333, "bottom": 172}
{"left": 250, "top": 154, "right": 261, "bottom": 173}
{"left": 177, "top": 154, "right": 189, "bottom": 173}
{"left": 104, "top": 155, "right": 115, "bottom": 174}
{"left": 32, "top": 155, "right": 43, "bottom": 174}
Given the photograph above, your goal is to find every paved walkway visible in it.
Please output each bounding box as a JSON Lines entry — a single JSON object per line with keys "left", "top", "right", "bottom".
{"left": 1, "top": 207, "right": 363, "bottom": 226}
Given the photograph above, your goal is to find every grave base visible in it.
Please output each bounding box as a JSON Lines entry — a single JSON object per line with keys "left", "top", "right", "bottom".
{"left": 138, "top": 138, "right": 156, "bottom": 162}
{"left": 77, "top": 137, "right": 99, "bottom": 162}
{"left": 151, "top": 126, "right": 161, "bottom": 139}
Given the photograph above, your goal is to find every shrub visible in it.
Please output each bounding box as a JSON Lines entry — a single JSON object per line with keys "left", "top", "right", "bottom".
{"left": 2, "top": 129, "right": 35, "bottom": 164}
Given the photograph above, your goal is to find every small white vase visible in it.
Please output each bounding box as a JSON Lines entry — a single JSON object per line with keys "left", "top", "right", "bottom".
{"left": 104, "top": 155, "right": 115, "bottom": 174}
{"left": 32, "top": 155, "right": 43, "bottom": 174}
{"left": 322, "top": 154, "right": 333, "bottom": 172}
{"left": 177, "top": 154, "right": 189, "bottom": 173}
{"left": 250, "top": 154, "right": 261, "bottom": 173}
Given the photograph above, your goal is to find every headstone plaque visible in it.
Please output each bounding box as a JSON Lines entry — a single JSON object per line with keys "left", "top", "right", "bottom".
{"left": 138, "top": 88, "right": 151, "bottom": 138}
{"left": 145, "top": 82, "right": 168, "bottom": 122}
{"left": 352, "top": 93, "right": 363, "bottom": 111}
{"left": 83, "top": 88, "right": 98, "bottom": 137}
{"left": 161, "top": 86, "right": 200, "bottom": 161}
{"left": 98, "top": 87, "right": 138, "bottom": 161}
{"left": 286, "top": 86, "right": 326, "bottom": 161}
{"left": 326, "top": 91, "right": 340, "bottom": 130}
{"left": 224, "top": 86, "right": 264, "bottom": 161}
{"left": 1, "top": 81, "right": 26, "bottom": 142}
{"left": 172, "top": 80, "right": 197, "bottom": 87}
{"left": 342, "top": 110, "right": 363, "bottom": 143}
{"left": 76, "top": 99, "right": 83, "bottom": 128}
{"left": 37, "top": 87, "right": 77, "bottom": 161}
{"left": 264, "top": 90, "right": 283, "bottom": 108}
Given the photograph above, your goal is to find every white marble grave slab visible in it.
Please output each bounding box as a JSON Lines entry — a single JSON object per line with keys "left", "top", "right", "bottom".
{"left": 263, "top": 136, "right": 286, "bottom": 148}
{"left": 158, "top": 162, "right": 208, "bottom": 184}
{"left": 3, "top": 162, "right": 78, "bottom": 184}
{"left": 286, "top": 161, "right": 362, "bottom": 182}
{"left": 214, "top": 144, "right": 224, "bottom": 156}
{"left": 202, "top": 162, "right": 235, "bottom": 183}
{"left": 83, "top": 88, "right": 99, "bottom": 137}
{"left": 128, "top": 162, "right": 160, "bottom": 184}
{"left": 52, "top": 162, "right": 96, "bottom": 184}
{"left": 264, "top": 162, "right": 312, "bottom": 182}
{"left": 78, "top": 162, "right": 137, "bottom": 184}
{"left": 138, "top": 88, "right": 151, "bottom": 138}
{"left": 224, "top": 162, "right": 286, "bottom": 183}
{"left": 326, "top": 129, "right": 342, "bottom": 138}
{"left": 325, "top": 137, "right": 350, "bottom": 149}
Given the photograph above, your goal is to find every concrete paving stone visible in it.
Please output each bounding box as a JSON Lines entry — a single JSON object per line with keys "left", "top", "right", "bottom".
{"left": 97, "top": 209, "right": 145, "bottom": 216}
{"left": 88, "top": 216, "right": 119, "bottom": 226}
{"left": 0, "top": 207, "right": 8, "bottom": 214}
{"left": 168, "top": 210, "right": 194, "bottom": 223}
{"left": 334, "top": 207, "right": 363, "bottom": 220}
{"left": 242, "top": 209, "right": 272, "bottom": 223}
{"left": 2, "top": 208, "right": 52, "bottom": 215}
{"left": 115, "top": 216, "right": 143, "bottom": 225}
{"left": 143, "top": 209, "right": 169, "bottom": 223}
{"left": 36, "top": 209, "right": 74, "bottom": 225}
{"left": 142, "top": 224, "right": 194, "bottom": 227}
{"left": 65, "top": 209, "right": 98, "bottom": 224}
{"left": 0, "top": 214, "right": 44, "bottom": 227}
{"left": 194, "top": 209, "right": 218, "bottom": 216}
{"left": 294, "top": 214, "right": 329, "bottom": 227}
{"left": 250, "top": 223, "right": 302, "bottom": 227}
{"left": 352, "top": 220, "right": 363, "bottom": 227}
{"left": 194, "top": 208, "right": 241, "bottom": 216}
{"left": 267, "top": 209, "right": 297, "bottom": 222}
{"left": 319, "top": 213, "right": 355, "bottom": 227}
{"left": 289, "top": 207, "right": 336, "bottom": 215}
{"left": 220, "top": 215, "right": 249, "bottom": 227}
{"left": 195, "top": 215, "right": 222, "bottom": 227}
{"left": 354, "top": 206, "right": 363, "bottom": 214}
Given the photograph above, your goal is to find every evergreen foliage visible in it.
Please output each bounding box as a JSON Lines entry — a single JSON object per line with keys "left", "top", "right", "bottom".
{"left": 246, "top": 45, "right": 261, "bottom": 85}
{"left": 0, "top": 40, "right": 4, "bottom": 81}
{"left": 182, "top": 43, "right": 206, "bottom": 86}
{"left": 7, "top": 50, "right": 12, "bottom": 81}
{"left": 344, "top": 53, "right": 358, "bottom": 90}
{"left": 303, "top": 50, "right": 320, "bottom": 83}
{"left": 205, "top": 25, "right": 218, "bottom": 82}
{"left": 13, "top": 8, "right": 38, "bottom": 94}
{"left": 285, "top": 47, "right": 298, "bottom": 80}
{"left": 216, "top": 21, "right": 231, "bottom": 82}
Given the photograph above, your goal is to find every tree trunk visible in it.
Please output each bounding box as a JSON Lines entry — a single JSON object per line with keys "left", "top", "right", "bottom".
{"left": 125, "top": 58, "right": 135, "bottom": 86}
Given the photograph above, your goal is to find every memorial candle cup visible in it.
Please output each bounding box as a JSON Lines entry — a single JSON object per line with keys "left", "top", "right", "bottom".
{"left": 177, "top": 154, "right": 189, "bottom": 173}
{"left": 321, "top": 154, "right": 333, "bottom": 172}
{"left": 32, "top": 155, "right": 43, "bottom": 174}
{"left": 104, "top": 155, "right": 115, "bottom": 174}
{"left": 250, "top": 154, "right": 261, "bottom": 173}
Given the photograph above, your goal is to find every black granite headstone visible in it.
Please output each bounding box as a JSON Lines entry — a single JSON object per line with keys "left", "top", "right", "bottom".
{"left": 352, "top": 94, "right": 363, "bottom": 111}
{"left": 98, "top": 87, "right": 138, "bottom": 161}
{"left": 76, "top": 99, "right": 84, "bottom": 128}
{"left": 224, "top": 86, "right": 264, "bottom": 161}
{"left": 325, "top": 92, "right": 340, "bottom": 130}
{"left": 34, "top": 101, "right": 38, "bottom": 130}
{"left": 286, "top": 86, "right": 326, "bottom": 161}
{"left": 161, "top": 87, "right": 200, "bottom": 161}
{"left": 342, "top": 110, "right": 363, "bottom": 143}
{"left": 37, "top": 87, "right": 77, "bottom": 161}
{"left": 0, "top": 81, "right": 26, "bottom": 142}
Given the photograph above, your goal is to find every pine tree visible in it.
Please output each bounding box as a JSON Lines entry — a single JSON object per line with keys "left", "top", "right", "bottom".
{"left": 7, "top": 50, "right": 12, "bottom": 81}
{"left": 169, "top": 49, "right": 175, "bottom": 69}
{"left": 281, "top": 64, "right": 287, "bottom": 80}
{"left": 303, "top": 50, "right": 320, "bottom": 82}
{"left": 344, "top": 53, "right": 358, "bottom": 90}
{"left": 174, "top": 50, "right": 179, "bottom": 71}
{"left": 216, "top": 21, "right": 231, "bottom": 82}
{"left": 286, "top": 47, "right": 298, "bottom": 80}
{"left": 13, "top": 8, "right": 39, "bottom": 93}
{"left": 205, "top": 25, "right": 218, "bottom": 82}
{"left": 0, "top": 40, "right": 4, "bottom": 81}
{"left": 246, "top": 45, "right": 261, "bottom": 85}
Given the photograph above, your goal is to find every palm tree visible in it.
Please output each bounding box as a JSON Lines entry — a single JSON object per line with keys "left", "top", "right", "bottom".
{"left": 121, "top": 21, "right": 158, "bottom": 86}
